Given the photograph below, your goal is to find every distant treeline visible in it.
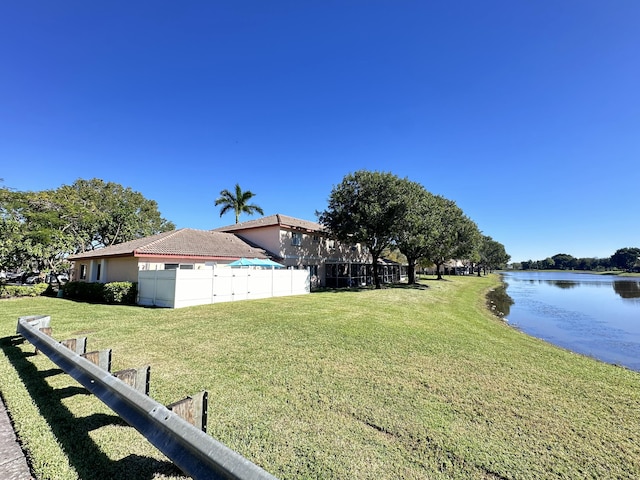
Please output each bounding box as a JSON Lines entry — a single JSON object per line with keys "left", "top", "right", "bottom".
{"left": 511, "top": 248, "right": 640, "bottom": 272}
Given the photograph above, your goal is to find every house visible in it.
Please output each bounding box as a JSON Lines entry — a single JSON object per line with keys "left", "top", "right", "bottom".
{"left": 68, "top": 214, "right": 404, "bottom": 290}
{"left": 67, "top": 229, "right": 274, "bottom": 283}
{"left": 214, "top": 214, "right": 371, "bottom": 288}
{"left": 421, "top": 259, "right": 473, "bottom": 276}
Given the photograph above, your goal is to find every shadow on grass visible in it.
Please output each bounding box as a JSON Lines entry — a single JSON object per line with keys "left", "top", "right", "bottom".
{"left": 312, "top": 278, "right": 454, "bottom": 294}
{"left": 0, "top": 335, "right": 184, "bottom": 480}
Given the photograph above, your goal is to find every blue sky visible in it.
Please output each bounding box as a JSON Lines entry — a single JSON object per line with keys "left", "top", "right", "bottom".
{"left": 2, "top": 1, "right": 638, "bottom": 263}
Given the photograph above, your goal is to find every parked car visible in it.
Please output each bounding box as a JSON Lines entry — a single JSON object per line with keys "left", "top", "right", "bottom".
{"left": 45, "top": 273, "right": 69, "bottom": 284}
{"left": 6, "top": 271, "right": 24, "bottom": 283}
{"left": 24, "top": 273, "right": 44, "bottom": 284}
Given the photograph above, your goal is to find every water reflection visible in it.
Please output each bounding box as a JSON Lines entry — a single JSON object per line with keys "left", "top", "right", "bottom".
{"left": 517, "top": 276, "right": 640, "bottom": 300}
{"left": 486, "top": 283, "right": 513, "bottom": 318}
{"left": 613, "top": 281, "right": 640, "bottom": 300}
{"left": 549, "top": 280, "right": 578, "bottom": 290}
{"left": 523, "top": 279, "right": 579, "bottom": 289}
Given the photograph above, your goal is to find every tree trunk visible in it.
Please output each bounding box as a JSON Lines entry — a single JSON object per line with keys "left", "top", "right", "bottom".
{"left": 435, "top": 262, "right": 443, "bottom": 280}
{"left": 372, "top": 258, "right": 381, "bottom": 289}
{"left": 407, "top": 257, "right": 416, "bottom": 284}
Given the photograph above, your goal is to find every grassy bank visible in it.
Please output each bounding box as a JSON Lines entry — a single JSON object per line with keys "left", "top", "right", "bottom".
{"left": 595, "top": 271, "right": 640, "bottom": 277}
{"left": 1, "top": 275, "right": 639, "bottom": 479}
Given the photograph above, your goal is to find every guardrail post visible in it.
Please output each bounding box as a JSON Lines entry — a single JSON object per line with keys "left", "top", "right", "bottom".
{"left": 61, "top": 337, "right": 87, "bottom": 355}
{"left": 36, "top": 327, "right": 52, "bottom": 354}
{"left": 81, "top": 349, "right": 113, "bottom": 372}
{"left": 168, "top": 391, "right": 208, "bottom": 432}
{"left": 113, "top": 366, "right": 151, "bottom": 395}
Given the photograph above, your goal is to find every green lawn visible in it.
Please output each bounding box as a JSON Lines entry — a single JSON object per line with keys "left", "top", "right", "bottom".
{"left": 1, "top": 275, "right": 639, "bottom": 479}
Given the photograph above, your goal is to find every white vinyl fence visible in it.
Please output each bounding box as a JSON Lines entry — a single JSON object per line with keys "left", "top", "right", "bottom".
{"left": 138, "top": 267, "right": 310, "bottom": 308}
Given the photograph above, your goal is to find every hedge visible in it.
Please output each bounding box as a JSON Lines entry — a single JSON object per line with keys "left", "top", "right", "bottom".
{"left": 0, "top": 282, "right": 49, "bottom": 299}
{"left": 62, "top": 281, "right": 138, "bottom": 305}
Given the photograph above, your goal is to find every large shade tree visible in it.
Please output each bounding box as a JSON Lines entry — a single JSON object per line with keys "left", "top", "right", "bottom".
{"left": 477, "top": 235, "right": 511, "bottom": 275}
{"left": 394, "top": 181, "right": 439, "bottom": 284}
{"left": 425, "top": 196, "right": 481, "bottom": 280}
{"left": 552, "top": 253, "right": 577, "bottom": 270}
{"left": 0, "top": 179, "right": 175, "bottom": 275}
{"left": 215, "top": 183, "right": 264, "bottom": 224}
{"left": 1, "top": 187, "right": 83, "bottom": 276}
{"left": 611, "top": 247, "right": 640, "bottom": 272}
{"left": 62, "top": 178, "right": 175, "bottom": 250}
{"left": 0, "top": 187, "right": 34, "bottom": 271}
{"left": 319, "top": 170, "right": 407, "bottom": 289}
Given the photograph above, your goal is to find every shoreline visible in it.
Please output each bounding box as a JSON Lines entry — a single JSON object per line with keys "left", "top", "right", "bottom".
{"left": 507, "top": 268, "right": 640, "bottom": 277}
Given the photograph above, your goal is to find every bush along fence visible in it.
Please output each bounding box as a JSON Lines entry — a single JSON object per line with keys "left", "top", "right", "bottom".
{"left": 62, "top": 281, "right": 138, "bottom": 304}
{"left": 16, "top": 315, "right": 278, "bottom": 480}
{"left": 0, "top": 281, "right": 137, "bottom": 303}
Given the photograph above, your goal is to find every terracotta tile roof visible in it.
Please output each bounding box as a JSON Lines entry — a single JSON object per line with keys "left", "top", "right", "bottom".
{"left": 68, "top": 229, "right": 271, "bottom": 260}
{"left": 214, "top": 213, "right": 325, "bottom": 233}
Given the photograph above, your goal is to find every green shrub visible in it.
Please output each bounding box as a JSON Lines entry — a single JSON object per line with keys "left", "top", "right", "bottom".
{"left": 63, "top": 281, "right": 137, "bottom": 305}
{"left": 0, "top": 282, "right": 49, "bottom": 298}
{"left": 102, "top": 282, "right": 137, "bottom": 305}
{"left": 62, "top": 281, "right": 105, "bottom": 303}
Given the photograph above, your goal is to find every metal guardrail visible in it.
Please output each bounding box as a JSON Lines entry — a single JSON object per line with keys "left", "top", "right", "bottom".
{"left": 16, "top": 315, "right": 278, "bottom": 480}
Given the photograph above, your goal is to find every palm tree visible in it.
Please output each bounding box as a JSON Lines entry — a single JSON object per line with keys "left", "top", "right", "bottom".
{"left": 215, "top": 183, "right": 264, "bottom": 224}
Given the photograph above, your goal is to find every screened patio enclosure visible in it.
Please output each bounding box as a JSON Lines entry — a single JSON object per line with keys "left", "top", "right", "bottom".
{"left": 324, "top": 260, "right": 405, "bottom": 288}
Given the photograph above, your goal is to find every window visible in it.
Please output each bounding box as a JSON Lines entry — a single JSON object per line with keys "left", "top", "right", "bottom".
{"left": 291, "top": 232, "right": 302, "bottom": 246}
{"left": 96, "top": 263, "right": 101, "bottom": 281}
{"left": 165, "top": 263, "right": 194, "bottom": 270}
{"left": 312, "top": 235, "right": 320, "bottom": 243}
{"left": 80, "top": 264, "right": 87, "bottom": 280}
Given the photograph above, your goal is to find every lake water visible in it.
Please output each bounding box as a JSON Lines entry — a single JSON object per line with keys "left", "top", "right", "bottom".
{"left": 490, "top": 271, "right": 640, "bottom": 371}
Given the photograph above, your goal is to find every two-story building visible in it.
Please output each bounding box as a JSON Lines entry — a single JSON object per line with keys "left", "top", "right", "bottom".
{"left": 214, "top": 214, "right": 372, "bottom": 288}
{"left": 68, "top": 213, "right": 403, "bottom": 288}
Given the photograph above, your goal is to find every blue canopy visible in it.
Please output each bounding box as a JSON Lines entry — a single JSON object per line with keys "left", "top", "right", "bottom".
{"left": 227, "top": 258, "right": 284, "bottom": 268}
